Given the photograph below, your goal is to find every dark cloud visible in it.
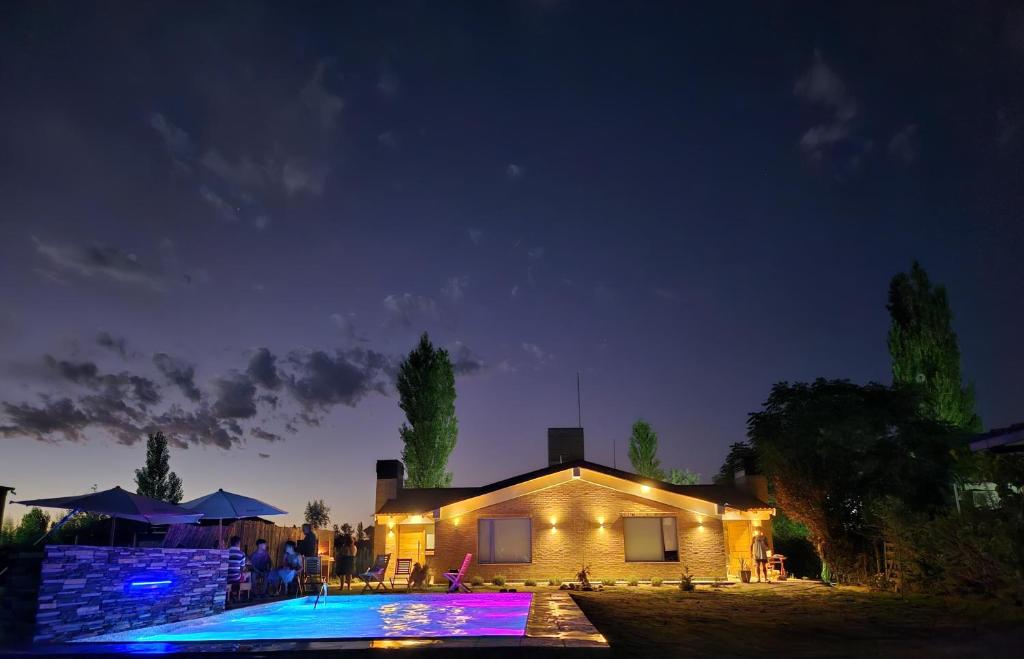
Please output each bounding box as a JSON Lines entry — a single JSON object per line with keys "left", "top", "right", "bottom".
{"left": 247, "top": 348, "right": 282, "bottom": 389}
{"left": 44, "top": 356, "right": 161, "bottom": 407}
{"left": 0, "top": 398, "right": 90, "bottom": 441}
{"left": 382, "top": 293, "right": 438, "bottom": 327}
{"left": 153, "top": 353, "right": 202, "bottom": 401}
{"left": 212, "top": 373, "right": 257, "bottom": 419}
{"left": 96, "top": 331, "right": 129, "bottom": 358}
{"left": 32, "top": 237, "right": 164, "bottom": 290}
{"left": 251, "top": 427, "right": 283, "bottom": 442}
{"left": 258, "top": 452, "right": 271, "bottom": 459}
{"left": 148, "top": 405, "right": 238, "bottom": 450}
{"left": 449, "top": 341, "right": 484, "bottom": 376}
{"left": 286, "top": 348, "right": 392, "bottom": 412}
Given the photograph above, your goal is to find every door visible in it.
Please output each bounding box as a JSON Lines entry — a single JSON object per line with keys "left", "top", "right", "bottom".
{"left": 724, "top": 520, "right": 753, "bottom": 578}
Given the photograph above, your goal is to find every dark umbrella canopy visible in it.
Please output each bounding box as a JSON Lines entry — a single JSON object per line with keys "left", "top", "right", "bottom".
{"left": 16, "top": 486, "right": 203, "bottom": 525}
{"left": 179, "top": 488, "right": 287, "bottom": 519}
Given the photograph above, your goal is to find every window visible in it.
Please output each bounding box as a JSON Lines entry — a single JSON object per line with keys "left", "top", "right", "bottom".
{"left": 624, "top": 516, "right": 678, "bottom": 562}
{"left": 478, "top": 518, "right": 532, "bottom": 564}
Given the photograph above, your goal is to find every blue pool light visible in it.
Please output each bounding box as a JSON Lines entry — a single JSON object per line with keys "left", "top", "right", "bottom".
{"left": 130, "top": 580, "right": 172, "bottom": 587}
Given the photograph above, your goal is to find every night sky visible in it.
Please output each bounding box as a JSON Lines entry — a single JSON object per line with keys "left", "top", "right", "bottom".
{"left": 1, "top": 2, "right": 1022, "bottom": 528}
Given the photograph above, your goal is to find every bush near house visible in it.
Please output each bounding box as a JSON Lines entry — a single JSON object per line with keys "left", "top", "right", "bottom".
{"left": 548, "top": 578, "right": 562, "bottom": 586}
{"left": 651, "top": 577, "right": 663, "bottom": 587}
{"left": 471, "top": 575, "right": 484, "bottom": 586}
{"left": 492, "top": 575, "right": 506, "bottom": 586}
{"left": 524, "top": 579, "right": 537, "bottom": 586}
{"left": 627, "top": 578, "right": 639, "bottom": 586}
{"left": 602, "top": 578, "right": 617, "bottom": 586}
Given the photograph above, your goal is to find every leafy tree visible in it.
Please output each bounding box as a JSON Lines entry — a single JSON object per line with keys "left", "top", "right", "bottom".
{"left": 667, "top": 468, "right": 700, "bottom": 485}
{"left": 0, "top": 517, "right": 15, "bottom": 545}
{"left": 713, "top": 442, "right": 759, "bottom": 483}
{"left": 11, "top": 507, "right": 51, "bottom": 545}
{"left": 356, "top": 521, "right": 365, "bottom": 541}
{"left": 304, "top": 499, "right": 331, "bottom": 529}
{"left": 887, "top": 261, "right": 981, "bottom": 431}
{"left": 747, "top": 379, "right": 957, "bottom": 583}
{"left": 134, "top": 431, "right": 184, "bottom": 503}
{"left": 628, "top": 419, "right": 664, "bottom": 479}
{"left": 397, "top": 332, "right": 458, "bottom": 487}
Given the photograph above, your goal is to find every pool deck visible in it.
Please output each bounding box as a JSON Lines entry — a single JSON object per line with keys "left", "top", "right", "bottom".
{"left": 5, "top": 591, "right": 608, "bottom": 655}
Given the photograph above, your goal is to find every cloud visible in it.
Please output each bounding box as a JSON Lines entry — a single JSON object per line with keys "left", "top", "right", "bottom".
{"left": 148, "top": 112, "right": 195, "bottom": 171}
{"left": 441, "top": 276, "right": 468, "bottom": 302}
{"left": 33, "top": 237, "right": 164, "bottom": 291}
{"left": 258, "top": 452, "right": 271, "bottom": 458}
{"left": 506, "top": 163, "right": 524, "bottom": 180}
{"left": 282, "top": 157, "right": 328, "bottom": 196}
{"left": 147, "top": 405, "right": 239, "bottom": 450}
{"left": 96, "top": 332, "right": 129, "bottom": 358}
{"left": 153, "top": 353, "right": 202, "bottom": 401}
{"left": 329, "top": 313, "right": 367, "bottom": 343}
{"left": 377, "top": 131, "right": 400, "bottom": 149}
{"left": 887, "top": 124, "right": 919, "bottom": 163}
{"left": 448, "top": 341, "right": 484, "bottom": 376}
{"left": 286, "top": 349, "right": 392, "bottom": 412}
{"left": 300, "top": 59, "right": 344, "bottom": 130}
{"left": 198, "top": 185, "right": 239, "bottom": 221}
{"left": 382, "top": 293, "right": 438, "bottom": 327}
{"left": 246, "top": 348, "right": 282, "bottom": 390}
{"left": 794, "top": 51, "right": 859, "bottom": 161}
{"left": 468, "top": 228, "right": 483, "bottom": 245}
{"left": 43, "top": 356, "right": 160, "bottom": 407}
{"left": 211, "top": 373, "right": 258, "bottom": 419}
{"left": 522, "top": 342, "right": 552, "bottom": 368}
{"left": 252, "top": 428, "right": 283, "bottom": 443}
{"left": 511, "top": 285, "right": 520, "bottom": 298}
{"left": 0, "top": 398, "right": 90, "bottom": 442}
{"left": 527, "top": 247, "right": 545, "bottom": 260}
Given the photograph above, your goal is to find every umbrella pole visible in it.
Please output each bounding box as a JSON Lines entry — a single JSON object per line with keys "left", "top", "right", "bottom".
{"left": 110, "top": 516, "right": 117, "bottom": 546}
{"left": 218, "top": 518, "right": 223, "bottom": 549}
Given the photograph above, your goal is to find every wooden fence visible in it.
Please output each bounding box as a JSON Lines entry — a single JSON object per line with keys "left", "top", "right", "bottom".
{"left": 162, "top": 520, "right": 304, "bottom": 559}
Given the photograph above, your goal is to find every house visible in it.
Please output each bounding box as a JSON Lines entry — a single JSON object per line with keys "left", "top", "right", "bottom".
{"left": 960, "top": 422, "right": 1024, "bottom": 509}
{"left": 372, "top": 428, "right": 774, "bottom": 583}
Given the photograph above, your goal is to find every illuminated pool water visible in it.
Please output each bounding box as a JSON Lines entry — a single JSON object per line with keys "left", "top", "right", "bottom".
{"left": 76, "top": 593, "right": 533, "bottom": 642}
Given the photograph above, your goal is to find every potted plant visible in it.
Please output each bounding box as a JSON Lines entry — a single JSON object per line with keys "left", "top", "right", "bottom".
{"left": 739, "top": 558, "right": 752, "bottom": 583}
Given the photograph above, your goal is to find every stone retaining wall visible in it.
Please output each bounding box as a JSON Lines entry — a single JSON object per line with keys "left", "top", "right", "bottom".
{"left": 34, "top": 545, "right": 227, "bottom": 642}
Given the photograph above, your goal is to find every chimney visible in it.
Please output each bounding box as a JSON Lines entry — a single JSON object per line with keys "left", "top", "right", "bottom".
{"left": 375, "top": 460, "right": 404, "bottom": 513}
{"left": 733, "top": 469, "right": 769, "bottom": 504}
{"left": 548, "top": 427, "right": 585, "bottom": 466}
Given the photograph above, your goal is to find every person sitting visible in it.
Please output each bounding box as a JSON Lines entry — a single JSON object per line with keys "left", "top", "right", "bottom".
{"left": 226, "top": 535, "right": 248, "bottom": 601}
{"left": 270, "top": 541, "right": 302, "bottom": 596}
{"left": 409, "top": 561, "right": 430, "bottom": 591}
{"left": 250, "top": 539, "right": 273, "bottom": 597}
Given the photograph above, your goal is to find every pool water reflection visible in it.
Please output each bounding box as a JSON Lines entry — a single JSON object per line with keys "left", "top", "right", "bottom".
{"left": 77, "top": 593, "right": 533, "bottom": 642}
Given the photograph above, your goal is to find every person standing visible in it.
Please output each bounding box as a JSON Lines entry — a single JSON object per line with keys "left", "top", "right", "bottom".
{"left": 334, "top": 533, "right": 357, "bottom": 591}
{"left": 226, "top": 535, "right": 246, "bottom": 601}
{"left": 751, "top": 530, "right": 772, "bottom": 583}
{"left": 299, "top": 524, "right": 318, "bottom": 557}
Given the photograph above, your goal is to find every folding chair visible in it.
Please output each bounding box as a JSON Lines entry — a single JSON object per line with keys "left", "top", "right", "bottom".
{"left": 359, "top": 553, "right": 391, "bottom": 593}
{"left": 442, "top": 553, "right": 473, "bottom": 593}
{"left": 390, "top": 558, "right": 413, "bottom": 591}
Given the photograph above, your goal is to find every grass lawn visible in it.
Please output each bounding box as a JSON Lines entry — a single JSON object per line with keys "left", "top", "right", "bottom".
{"left": 570, "top": 581, "right": 1024, "bottom": 658}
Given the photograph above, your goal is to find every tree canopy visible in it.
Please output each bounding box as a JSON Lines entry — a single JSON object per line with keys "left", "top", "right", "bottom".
{"left": 397, "top": 332, "right": 458, "bottom": 488}
{"left": 304, "top": 499, "right": 331, "bottom": 529}
{"left": 134, "top": 431, "right": 184, "bottom": 503}
{"left": 628, "top": 419, "right": 664, "bottom": 479}
{"left": 887, "top": 261, "right": 981, "bottom": 431}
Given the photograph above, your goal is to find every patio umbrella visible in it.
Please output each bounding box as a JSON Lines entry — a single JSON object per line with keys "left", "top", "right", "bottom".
{"left": 179, "top": 488, "right": 287, "bottom": 548}
{"left": 16, "top": 486, "right": 204, "bottom": 545}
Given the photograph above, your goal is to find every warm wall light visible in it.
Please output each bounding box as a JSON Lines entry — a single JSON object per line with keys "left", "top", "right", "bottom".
{"left": 597, "top": 516, "right": 605, "bottom": 527}
{"left": 410, "top": 514, "right": 422, "bottom": 524}
{"left": 453, "top": 517, "right": 461, "bottom": 527}
{"left": 549, "top": 516, "right": 557, "bottom": 526}
{"left": 641, "top": 485, "right": 650, "bottom": 493}
{"left": 387, "top": 518, "right": 395, "bottom": 529}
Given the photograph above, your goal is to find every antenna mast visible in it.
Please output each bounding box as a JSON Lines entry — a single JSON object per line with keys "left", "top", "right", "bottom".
{"left": 576, "top": 371, "right": 582, "bottom": 427}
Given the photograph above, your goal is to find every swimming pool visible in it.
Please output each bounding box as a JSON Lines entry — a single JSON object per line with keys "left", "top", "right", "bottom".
{"left": 76, "top": 593, "right": 534, "bottom": 642}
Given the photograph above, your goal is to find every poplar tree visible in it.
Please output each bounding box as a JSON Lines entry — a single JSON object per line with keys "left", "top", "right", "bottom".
{"left": 628, "top": 419, "right": 665, "bottom": 479}
{"left": 887, "top": 262, "right": 981, "bottom": 431}
{"left": 134, "top": 431, "right": 184, "bottom": 503}
{"left": 397, "top": 332, "right": 458, "bottom": 487}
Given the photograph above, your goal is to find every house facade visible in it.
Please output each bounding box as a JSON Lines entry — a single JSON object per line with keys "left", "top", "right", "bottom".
{"left": 372, "top": 428, "right": 774, "bottom": 583}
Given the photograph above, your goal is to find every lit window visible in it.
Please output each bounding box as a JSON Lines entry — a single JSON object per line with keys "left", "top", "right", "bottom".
{"left": 478, "top": 518, "right": 532, "bottom": 564}
{"left": 623, "top": 516, "right": 679, "bottom": 562}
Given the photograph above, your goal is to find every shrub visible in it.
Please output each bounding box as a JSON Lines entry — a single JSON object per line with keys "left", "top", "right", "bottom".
{"left": 524, "top": 579, "right": 537, "bottom": 587}
{"left": 492, "top": 575, "right": 506, "bottom": 586}
{"left": 679, "top": 566, "right": 695, "bottom": 592}
{"left": 651, "top": 577, "right": 663, "bottom": 587}
{"left": 601, "top": 578, "right": 617, "bottom": 587}
{"left": 547, "top": 578, "right": 562, "bottom": 586}
{"left": 627, "top": 578, "right": 639, "bottom": 586}
{"left": 470, "top": 575, "right": 484, "bottom": 587}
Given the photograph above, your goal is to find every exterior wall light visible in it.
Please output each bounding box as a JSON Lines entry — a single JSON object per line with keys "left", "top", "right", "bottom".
{"left": 453, "top": 517, "right": 460, "bottom": 527}
{"left": 641, "top": 485, "right": 651, "bottom": 493}
{"left": 549, "top": 516, "right": 557, "bottom": 533}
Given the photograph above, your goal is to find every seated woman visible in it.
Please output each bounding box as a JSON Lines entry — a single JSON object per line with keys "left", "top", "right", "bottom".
{"left": 270, "top": 541, "right": 302, "bottom": 596}
{"left": 249, "top": 539, "right": 273, "bottom": 597}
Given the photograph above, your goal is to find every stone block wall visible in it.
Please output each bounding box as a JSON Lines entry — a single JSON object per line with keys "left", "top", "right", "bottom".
{"left": 432, "top": 478, "right": 729, "bottom": 583}
{"left": 34, "top": 545, "right": 228, "bottom": 642}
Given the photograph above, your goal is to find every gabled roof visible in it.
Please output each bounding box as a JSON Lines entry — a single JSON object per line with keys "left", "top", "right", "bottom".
{"left": 376, "top": 459, "right": 770, "bottom": 514}
{"left": 970, "top": 422, "right": 1024, "bottom": 453}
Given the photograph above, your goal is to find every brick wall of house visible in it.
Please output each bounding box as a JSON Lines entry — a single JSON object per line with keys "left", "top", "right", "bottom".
{"left": 33, "top": 545, "right": 227, "bottom": 643}
{"left": 432, "top": 478, "right": 728, "bottom": 583}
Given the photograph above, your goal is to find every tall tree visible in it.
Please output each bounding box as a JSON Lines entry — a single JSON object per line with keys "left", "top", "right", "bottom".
{"left": 713, "top": 442, "right": 760, "bottom": 483}
{"left": 628, "top": 419, "right": 664, "bottom": 479}
{"left": 396, "top": 332, "right": 458, "bottom": 487}
{"left": 134, "top": 431, "right": 184, "bottom": 503}
{"left": 887, "top": 261, "right": 981, "bottom": 431}
{"left": 304, "top": 499, "right": 331, "bottom": 529}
